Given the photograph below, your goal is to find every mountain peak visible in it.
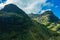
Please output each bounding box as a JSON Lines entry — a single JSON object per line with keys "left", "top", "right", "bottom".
{"left": 0, "top": 4, "right": 29, "bottom": 17}
{"left": 41, "top": 11, "right": 53, "bottom": 16}
{"left": 39, "top": 11, "right": 60, "bottom": 24}
{"left": 0, "top": 4, "right": 25, "bottom": 14}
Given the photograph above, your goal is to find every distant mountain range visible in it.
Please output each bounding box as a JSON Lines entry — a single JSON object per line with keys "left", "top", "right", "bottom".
{"left": 0, "top": 4, "right": 60, "bottom": 40}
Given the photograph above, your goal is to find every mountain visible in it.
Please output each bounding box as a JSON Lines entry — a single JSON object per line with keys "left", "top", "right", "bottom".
{"left": 28, "top": 13, "right": 40, "bottom": 18}
{"left": 0, "top": 4, "right": 29, "bottom": 17}
{"left": 28, "top": 13, "right": 40, "bottom": 21}
{"left": 29, "top": 11, "right": 60, "bottom": 33}
{"left": 39, "top": 11, "right": 60, "bottom": 23}
{"left": 0, "top": 4, "right": 32, "bottom": 32}
{"left": 28, "top": 11, "right": 60, "bottom": 40}
{"left": 0, "top": 4, "right": 51, "bottom": 40}
{"left": 38, "top": 11, "right": 60, "bottom": 33}
{"left": 0, "top": 4, "right": 32, "bottom": 40}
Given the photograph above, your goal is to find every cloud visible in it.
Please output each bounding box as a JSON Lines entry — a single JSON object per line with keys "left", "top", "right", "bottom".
{"left": 24, "top": 1, "right": 41, "bottom": 14}
{"left": 21, "top": 0, "right": 47, "bottom": 14}
{"left": 24, "top": 2, "right": 38, "bottom": 10}
{"left": 0, "top": 0, "right": 47, "bottom": 14}
{"left": 43, "top": 2, "right": 54, "bottom": 7}
{"left": 0, "top": 0, "right": 55, "bottom": 14}
{"left": 0, "top": 0, "right": 12, "bottom": 9}
{"left": 40, "top": 9, "right": 51, "bottom": 14}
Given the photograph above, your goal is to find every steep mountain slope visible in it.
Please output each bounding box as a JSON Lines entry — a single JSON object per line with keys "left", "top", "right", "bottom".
{"left": 28, "top": 13, "right": 40, "bottom": 22}
{"left": 28, "top": 11, "right": 60, "bottom": 40}
{"left": 0, "top": 4, "right": 32, "bottom": 40}
{"left": 39, "top": 11, "right": 60, "bottom": 24}
{"left": 28, "top": 13, "right": 40, "bottom": 18}
{"left": 0, "top": 4, "right": 51, "bottom": 40}
{"left": 0, "top": 4, "right": 32, "bottom": 32}
{"left": 0, "top": 4, "right": 29, "bottom": 17}
{"left": 30, "top": 11, "right": 60, "bottom": 33}
{"left": 38, "top": 11, "right": 60, "bottom": 33}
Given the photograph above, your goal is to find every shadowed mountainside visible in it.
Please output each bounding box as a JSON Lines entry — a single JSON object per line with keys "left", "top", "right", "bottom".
{"left": 0, "top": 4, "right": 52, "bottom": 40}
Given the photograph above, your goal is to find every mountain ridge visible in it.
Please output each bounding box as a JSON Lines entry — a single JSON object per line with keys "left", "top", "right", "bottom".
{"left": 0, "top": 4, "right": 52, "bottom": 40}
{"left": 29, "top": 11, "right": 60, "bottom": 34}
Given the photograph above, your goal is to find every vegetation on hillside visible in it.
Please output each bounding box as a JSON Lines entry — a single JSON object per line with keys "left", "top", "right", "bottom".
{"left": 0, "top": 4, "right": 60, "bottom": 40}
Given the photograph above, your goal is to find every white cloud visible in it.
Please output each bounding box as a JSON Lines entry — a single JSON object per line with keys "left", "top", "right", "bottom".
{"left": 24, "top": 2, "right": 38, "bottom": 10}
{"left": 40, "top": 9, "right": 51, "bottom": 14}
{"left": 24, "top": 1, "right": 41, "bottom": 14}
{"left": 0, "top": 0, "right": 12, "bottom": 9}
{"left": 21, "top": 0, "right": 47, "bottom": 14}
{"left": 43, "top": 2, "right": 54, "bottom": 7}
{"left": 0, "top": 0, "right": 47, "bottom": 14}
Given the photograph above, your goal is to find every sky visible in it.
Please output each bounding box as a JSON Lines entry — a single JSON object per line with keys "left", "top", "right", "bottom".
{"left": 0, "top": 0, "right": 60, "bottom": 18}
